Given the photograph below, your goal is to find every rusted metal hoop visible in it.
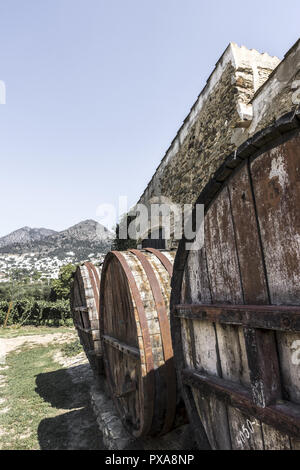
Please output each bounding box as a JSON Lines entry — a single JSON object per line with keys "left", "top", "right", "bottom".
{"left": 73, "top": 274, "right": 86, "bottom": 327}
{"left": 71, "top": 264, "right": 103, "bottom": 374}
{"left": 144, "top": 248, "right": 173, "bottom": 277}
{"left": 84, "top": 262, "right": 100, "bottom": 310}
{"left": 129, "top": 249, "right": 177, "bottom": 434}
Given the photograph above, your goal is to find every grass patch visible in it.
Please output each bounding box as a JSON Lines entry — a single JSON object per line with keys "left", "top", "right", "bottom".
{"left": 0, "top": 343, "right": 65, "bottom": 450}
{"left": 0, "top": 326, "right": 104, "bottom": 450}
{"left": 0, "top": 336, "right": 90, "bottom": 450}
{"left": 0, "top": 325, "right": 75, "bottom": 339}
{"left": 60, "top": 339, "right": 83, "bottom": 357}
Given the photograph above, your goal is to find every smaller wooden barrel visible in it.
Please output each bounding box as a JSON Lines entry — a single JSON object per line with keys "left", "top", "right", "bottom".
{"left": 100, "top": 248, "right": 185, "bottom": 437}
{"left": 70, "top": 262, "right": 103, "bottom": 374}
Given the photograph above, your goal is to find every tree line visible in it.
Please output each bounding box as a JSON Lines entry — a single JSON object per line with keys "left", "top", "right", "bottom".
{"left": 0, "top": 264, "right": 77, "bottom": 327}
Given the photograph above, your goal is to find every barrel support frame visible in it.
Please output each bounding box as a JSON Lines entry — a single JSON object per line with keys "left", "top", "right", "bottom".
{"left": 182, "top": 369, "right": 300, "bottom": 438}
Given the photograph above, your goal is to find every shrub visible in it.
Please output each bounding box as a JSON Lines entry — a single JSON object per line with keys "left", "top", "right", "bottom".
{"left": 50, "top": 264, "right": 77, "bottom": 300}
{"left": 60, "top": 339, "right": 83, "bottom": 357}
{"left": 0, "top": 282, "right": 51, "bottom": 302}
{"left": 0, "top": 300, "right": 72, "bottom": 327}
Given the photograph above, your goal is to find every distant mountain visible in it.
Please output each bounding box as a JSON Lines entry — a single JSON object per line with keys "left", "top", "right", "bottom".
{"left": 0, "top": 220, "right": 113, "bottom": 256}
{"left": 0, "top": 220, "right": 114, "bottom": 279}
{"left": 0, "top": 226, "right": 57, "bottom": 249}
{"left": 59, "top": 220, "right": 112, "bottom": 243}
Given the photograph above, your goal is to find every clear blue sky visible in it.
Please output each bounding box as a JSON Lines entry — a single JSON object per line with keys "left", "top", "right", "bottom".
{"left": 0, "top": 0, "right": 299, "bottom": 236}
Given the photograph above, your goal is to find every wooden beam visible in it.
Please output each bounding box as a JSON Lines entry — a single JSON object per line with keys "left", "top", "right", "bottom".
{"left": 74, "top": 323, "right": 92, "bottom": 334}
{"left": 102, "top": 335, "right": 140, "bottom": 359}
{"left": 114, "top": 381, "right": 137, "bottom": 398}
{"left": 74, "top": 306, "right": 88, "bottom": 313}
{"left": 182, "top": 368, "right": 300, "bottom": 438}
{"left": 243, "top": 328, "right": 282, "bottom": 407}
{"left": 175, "top": 304, "right": 300, "bottom": 332}
{"left": 86, "top": 349, "right": 102, "bottom": 357}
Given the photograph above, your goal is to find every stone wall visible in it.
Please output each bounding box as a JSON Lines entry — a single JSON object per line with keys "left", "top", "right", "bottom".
{"left": 249, "top": 39, "right": 300, "bottom": 136}
{"left": 227, "top": 39, "right": 300, "bottom": 154}
{"left": 90, "top": 377, "right": 196, "bottom": 450}
{"left": 137, "top": 42, "right": 280, "bottom": 244}
{"left": 159, "top": 63, "right": 237, "bottom": 206}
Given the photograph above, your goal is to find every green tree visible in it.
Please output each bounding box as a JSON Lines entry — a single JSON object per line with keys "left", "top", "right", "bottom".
{"left": 10, "top": 268, "right": 31, "bottom": 283}
{"left": 50, "top": 264, "right": 77, "bottom": 300}
{"left": 31, "top": 271, "right": 42, "bottom": 282}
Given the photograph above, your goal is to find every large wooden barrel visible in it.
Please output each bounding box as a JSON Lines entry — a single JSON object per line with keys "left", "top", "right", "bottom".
{"left": 70, "top": 262, "right": 103, "bottom": 374}
{"left": 100, "top": 248, "right": 185, "bottom": 438}
{"left": 171, "top": 118, "right": 300, "bottom": 450}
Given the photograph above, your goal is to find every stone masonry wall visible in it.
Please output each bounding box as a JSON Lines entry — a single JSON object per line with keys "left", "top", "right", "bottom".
{"left": 159, "top": 63, "right": 239, "bottom": 206}
{"left": 248, "top": 39, "right": 300, "bottom": 137}
{"left": 137, "top": 43, "right": 280, "bottom": 244}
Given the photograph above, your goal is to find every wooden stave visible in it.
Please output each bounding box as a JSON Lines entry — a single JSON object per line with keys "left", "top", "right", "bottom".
{"left": 100, "top": 248, "right": 184, "bottom": 438}
{"left": 170, "top": 115, "right": 300, "bottom": 450}
{"left": 71, "top": 262, "right": 103, "bottom": 374}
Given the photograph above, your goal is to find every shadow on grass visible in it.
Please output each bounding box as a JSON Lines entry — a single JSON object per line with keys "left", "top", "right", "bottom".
{"left": 36, "top": 364, "right": 105, "bottom": 450}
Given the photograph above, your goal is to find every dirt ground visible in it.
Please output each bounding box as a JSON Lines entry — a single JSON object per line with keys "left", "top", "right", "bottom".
{"left": 0, "top": 331, "right": 106, "bottom": 450}
{"left": 1, "top": 332, "right": 74, "bottom": 356}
